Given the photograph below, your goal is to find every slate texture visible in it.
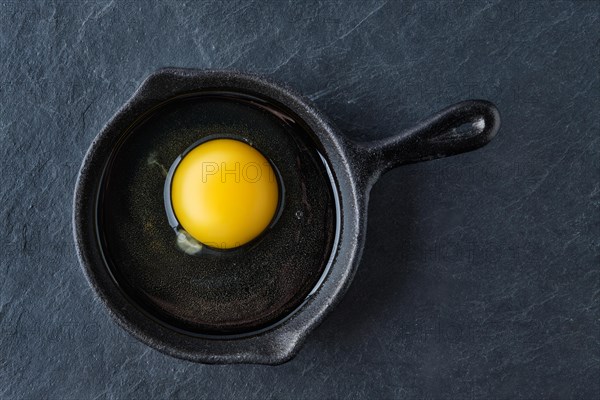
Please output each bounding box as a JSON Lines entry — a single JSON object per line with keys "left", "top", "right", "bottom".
{"left": 0, "top": 1, "right": 598, "bottom": 399}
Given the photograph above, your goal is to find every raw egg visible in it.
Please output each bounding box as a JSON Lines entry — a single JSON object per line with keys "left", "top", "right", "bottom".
{"left": 169, "top": 138, "right": 279, "bottom": 249}
{"left": 99, "top": 91, "right": 338, "bottom": 334}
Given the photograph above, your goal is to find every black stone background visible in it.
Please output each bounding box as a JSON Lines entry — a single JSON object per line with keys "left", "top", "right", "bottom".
{"left": 0, "top": 1, "right": 598, "bottom": 399}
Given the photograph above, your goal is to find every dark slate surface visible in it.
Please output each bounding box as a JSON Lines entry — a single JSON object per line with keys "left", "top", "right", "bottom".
{"left": 1, "top": 0, "right": 598, "bottom": 398}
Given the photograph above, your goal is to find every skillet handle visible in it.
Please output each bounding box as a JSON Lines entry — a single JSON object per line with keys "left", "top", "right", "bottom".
{"left": 355, "top": 100, "right": 500, "bottom": 178}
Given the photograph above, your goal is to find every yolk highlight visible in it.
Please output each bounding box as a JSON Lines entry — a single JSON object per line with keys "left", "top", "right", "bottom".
{"left": 170, "top": 139, "right": 279, "bottom": 249}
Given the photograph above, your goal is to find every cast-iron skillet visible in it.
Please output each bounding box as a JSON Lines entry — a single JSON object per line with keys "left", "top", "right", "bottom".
{"left": 73, "top": 68, "right": 500, "bottom": 364}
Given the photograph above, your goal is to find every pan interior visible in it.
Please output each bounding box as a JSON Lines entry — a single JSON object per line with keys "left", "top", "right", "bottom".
{"left": 96, "top": 90, "right": 339, "bottom": 336}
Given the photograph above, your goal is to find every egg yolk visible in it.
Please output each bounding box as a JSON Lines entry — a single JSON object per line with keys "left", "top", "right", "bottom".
{"left": 170, "top": 139, "right": 279, "bottom": 249}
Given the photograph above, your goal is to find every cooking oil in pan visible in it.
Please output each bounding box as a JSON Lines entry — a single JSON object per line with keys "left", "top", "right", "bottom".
{"left": 96, "top": 91, "right": 340, "bottom": 336}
